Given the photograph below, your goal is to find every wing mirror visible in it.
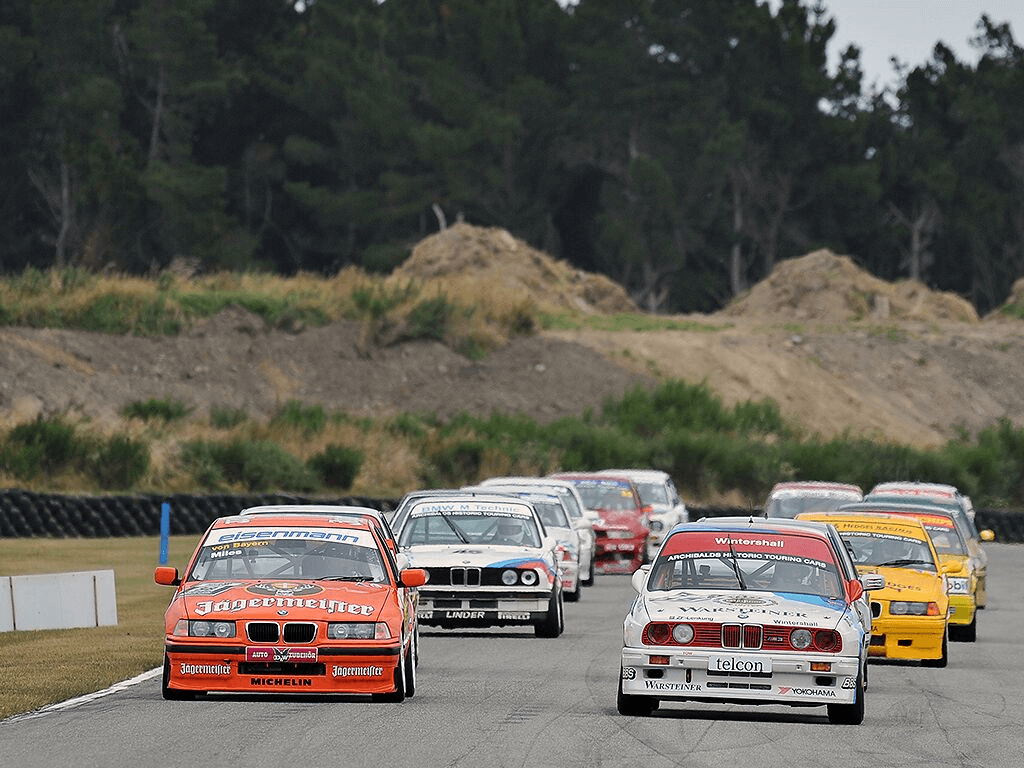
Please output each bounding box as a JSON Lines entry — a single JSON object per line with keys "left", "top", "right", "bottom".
{"left": 859, "top": 573, "right": 886, "bottom": 591}
{"left": 154, "top": 566, "right": 181, "bottom": 586}
{"left": 631, "top": 564, "right": 651, "bottom": 592}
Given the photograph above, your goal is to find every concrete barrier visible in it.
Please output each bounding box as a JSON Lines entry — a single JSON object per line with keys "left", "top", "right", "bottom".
{"left": 0, "top": 570, "right": 117, "bottom": 632}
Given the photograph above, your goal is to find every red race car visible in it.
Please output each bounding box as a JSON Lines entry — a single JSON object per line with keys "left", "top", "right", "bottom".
{"left": 155, "top": 509, "right": 426, "bottom": 701}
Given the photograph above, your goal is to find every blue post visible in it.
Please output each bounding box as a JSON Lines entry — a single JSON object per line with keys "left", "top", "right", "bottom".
{"left": 160, "top": 502, "right": 170, "bottom": 565}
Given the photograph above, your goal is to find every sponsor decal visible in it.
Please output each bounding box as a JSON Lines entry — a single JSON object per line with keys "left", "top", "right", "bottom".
{"left": 643, "top": 681, "right": 702, "bottom": 692}
{"left": 333, "top": 665, "right": 384, "bottom": 678}
{"left": 417, "top": 611, "right": 434, "bottom": 620}
{"left": 708, "top": 655, "right": 770, "bottom": 674}
{"left": 777, "top": 687, "right": 838, "bottom": 698}
{"left": 250, "top": 678, "right": 313, "bottom": 687}
{"left": 213, "top": 528, "right": 360, "bottom": 544}
{"left": 713, "top": 536, "right": 785, "bottom": 548}
{"left": 194, "top": 597, "right": 374, "bottom": 617}
{"left": 666, "top": 606, "right": 810, "bottom": 619}
{"left": 246, "top": 647, "right": 318, "bottom": 663}
{"left": 446, "top": 611, "right": 485, "bottom": 619}
{"left": 497, "top": 612, "right": 531, "bottom": 620}
{"left": 179, "top": 663, "right": 231, "bottom": 676}
{"left": 842, "top": 677, "right": 857, "bottom": 689}
{"left": 180, "top": 582, "right": 245, "bottom": 597}
{"left": 714, "top": 595, "right": 777, "bottom": 606}
{"left": 621, "top": 667, "right": 637, "bottom": 680}
{"left": 246, "top": 582, "right": 323, "bottom": 597}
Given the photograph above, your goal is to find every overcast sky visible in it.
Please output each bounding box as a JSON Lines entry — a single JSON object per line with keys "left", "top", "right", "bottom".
{"left": 805, "top": 0, "right": 1024, "bottom": 92}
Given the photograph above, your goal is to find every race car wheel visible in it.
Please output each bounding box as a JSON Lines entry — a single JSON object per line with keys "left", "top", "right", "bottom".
{"left": 565, "top": 575, "right": 582, "bottom": 603}
{"left": 922, "top": 631, "right": 949, "bottom": 667}
{"left": 535, "top": 589, "right": 563, "bottom": 638}
{"left": 617, "top": 669, "right": 655, "bottom": 717}
{"left": 372, "top": 653, "right": 407, "bottom": 703}
{"left": 161, "top": 654, "right": 196, "bottom": 701}
{"left": 950, "top": 615, "right": 977, "bottom": 642}
{"left": 827, "top": 670, "right": 864, "bottom": 725}
{"left": 404, "top": 633, "right": 417, "bottom": 698}
{"left": 581, "top": 559, "right": 595, "bottom": 587}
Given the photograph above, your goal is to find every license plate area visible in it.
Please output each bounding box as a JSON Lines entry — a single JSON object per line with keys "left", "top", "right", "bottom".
{"left": 706, "top": 654, "right": 772, "bottom": 675}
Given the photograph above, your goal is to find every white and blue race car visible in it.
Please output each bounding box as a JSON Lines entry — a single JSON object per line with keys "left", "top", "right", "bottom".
{"left": 395, "top": 495, "right": 564, "bottom": 638}
{"left": 619, "top": 517, "right": 883, "bottom": 724}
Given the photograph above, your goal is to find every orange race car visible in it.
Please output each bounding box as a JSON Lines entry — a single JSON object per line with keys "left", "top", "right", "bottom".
{"left": 155, "top": 509, "right": 426, "bottom": 701}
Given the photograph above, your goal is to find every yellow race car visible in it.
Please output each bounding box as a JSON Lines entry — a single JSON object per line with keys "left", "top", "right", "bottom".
{"left": 797, "top": 512, "right": 953, "bottom": 667}
{"left": 836, "top": 501, "right": 980, "bottom": 642}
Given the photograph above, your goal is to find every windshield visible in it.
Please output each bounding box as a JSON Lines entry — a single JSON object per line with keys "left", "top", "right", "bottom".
{"left": 188, "top": 526, "right": 387, "bottom": 582}
{"left": 765, "top": 494, "right": 859, "bottom": 519}
{"left": 647, "top": 530, "right": 844, "bottom": 598}
{"left": 399, "top": 510, "right": 541, "bottom": 548}
{"left": 841, "top": 531, "right": 937, "bottom": 571}
{"left": 634, "top": 482, "right": 670, "bottom": 506}
{"left": 574, "top": 482, "right": 639, "bottom": 512}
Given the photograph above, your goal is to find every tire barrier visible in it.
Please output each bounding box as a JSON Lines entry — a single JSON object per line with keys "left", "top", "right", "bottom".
{"left": 0, "top": 490, "right": 1020, "bottom": 542}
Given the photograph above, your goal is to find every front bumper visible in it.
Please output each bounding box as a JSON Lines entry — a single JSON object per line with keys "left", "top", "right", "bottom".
{"left": 595, "top": 538, "right": 644, "bottom": 573}
{"left": 947, "top": 594, "right": 976, "bottom": 627}
{"left": 620, "top": 647, "right": 860, "bottom": 706}
{"left": 164, "top": 641, "right": 401, "bottom": 694}
{"left": 868, "top": 614, "right": 946, "bottom": 660}
{"left": 416, "top": 589, "right": 552, "bottom": 627}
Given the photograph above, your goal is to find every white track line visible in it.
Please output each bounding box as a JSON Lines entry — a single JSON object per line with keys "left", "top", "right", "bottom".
{"left": 3, "top": 667, "right": 161, "bottom": 724}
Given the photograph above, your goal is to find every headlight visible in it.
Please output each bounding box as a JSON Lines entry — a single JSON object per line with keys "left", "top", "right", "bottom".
{"left": 501, "top": 569, "right": 519, "bottom": 585}
{"left": 889, "top": 601, "right": 932, "bottom": 615}
{"left": 183, "top": 620, "right": 236, "bottom": 638}
{"left": 327, "top": 622, "right": 391, "bottom": 640}
{"left": 790, "top": 629, "right": 812, "bottom": 649}
{"left": 648, "top": 520, "right": 664, "bottom": 532}
{"left": 671, "top": 623, "right": 694, "bottom": 644}
{"left": 520, "top": 570, "right": 539, "bottom": 586}
{"left": 945, "top": 577, "right": 970, "bottom": 595}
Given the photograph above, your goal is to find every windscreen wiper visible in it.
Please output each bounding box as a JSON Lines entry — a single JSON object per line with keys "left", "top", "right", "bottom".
{"left": 726, "top": 540, "right": 747, "bottom": 590}
{"left": 436, "top": 511, "right": 470, "bottom": 544}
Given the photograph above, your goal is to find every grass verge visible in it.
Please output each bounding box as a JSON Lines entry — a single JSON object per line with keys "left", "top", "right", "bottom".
{"left": 0, "top": 535, "right": 199, "bottom": 720}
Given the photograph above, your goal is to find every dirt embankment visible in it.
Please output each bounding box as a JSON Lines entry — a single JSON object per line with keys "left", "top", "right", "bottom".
{"left": 2, "top": 227, "right": 1024, "bottom": 449}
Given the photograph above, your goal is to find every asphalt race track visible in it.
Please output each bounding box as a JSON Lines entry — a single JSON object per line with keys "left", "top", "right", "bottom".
{"left": 2, "top": 544, "right": 1021, "bottom": 768}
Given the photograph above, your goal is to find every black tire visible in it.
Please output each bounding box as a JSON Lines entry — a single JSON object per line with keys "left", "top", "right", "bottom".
{"left": 950, "top": 614, "right": 977, "bottom": 642}
{"left": 617, "top": 669, "right": 655, "bottom": 717}
{"left": 161, "top": 654, "right": 196, "bottom": 701}
{"left": 372, "top": 652, "right": 407, "bottom": 703}
{"left": 565, "top": 573, "right": 582, "bottom": 603}
{"left": 404, "top": 633, "right": 417, "bottom": 697}
{"left": 581, "top": 557, "right": 595, "bottom": 587}
{"left": 922, "top": 630, "right": 949, "bottom": 668}
{"left": 827, "top": 669, "right": 865, "bottom": 725}
{"left": 535, "top": 589, "right": 564, "bottom": 638}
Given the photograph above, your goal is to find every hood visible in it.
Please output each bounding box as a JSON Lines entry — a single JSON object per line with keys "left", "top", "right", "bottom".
{"left": 856, "top": 566, "right": 945, "bottom": 600}
{"left": 594, "top": 509, "right": 648, "bottom": 533}
{"left": 641, "top": 589, "right": 850, "bottom": 630}
{"left": 174, "top": 579, "right": 392, "bottom": 620}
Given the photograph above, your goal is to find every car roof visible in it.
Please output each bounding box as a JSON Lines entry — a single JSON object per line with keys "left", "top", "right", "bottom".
{"left": 837, "top": 500, "right": 958, "bottom": 518}
{"left": 597, "top": 468, "right": 671, "bottom": 482}
{"left": 768, "top": 481, "right": 863, "bottom": 496}
{"left": 868, "top": 481, "right": 960, "bottom": 498}
{"left": 239, "top": 504, "right": 386, "bottom": 519}
{"left": 694, "top": 515, "right": 839, "bottom": 537}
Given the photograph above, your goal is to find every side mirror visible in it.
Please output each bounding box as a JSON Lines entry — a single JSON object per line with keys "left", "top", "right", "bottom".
{"left": 154, "top": 566, "right": 181, "bottom": 586}
{"left": 859, "top": 573, "right": 886, "bottom": 591}
{"left": 939, "top": 561, "right": 959, "bottom": 575}
{"left": 980, "top": 529, "right": 996, "bottom": 542}
{"left": 400, "top": 568, "right": 428, "bottom": 588}
{"left": 631, "top": 564, "right": 651, "bottom": 593}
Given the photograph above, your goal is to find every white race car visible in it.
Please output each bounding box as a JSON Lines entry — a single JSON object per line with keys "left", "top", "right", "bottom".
{"left": 395, "top": 495, "right": 564, "bottom": 638}
{"left": 619, "top": 518, "right": 882, "bottom": 724}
